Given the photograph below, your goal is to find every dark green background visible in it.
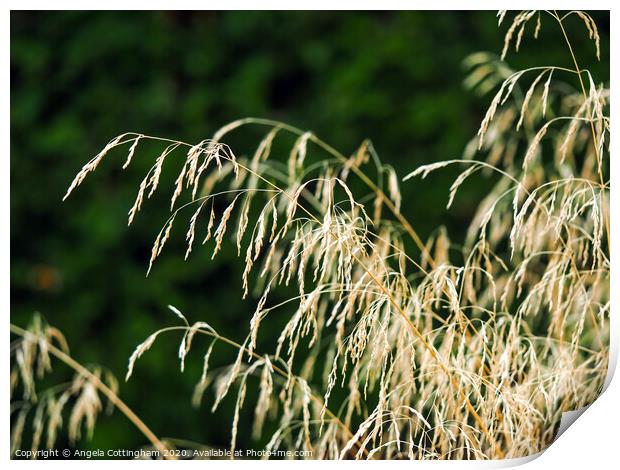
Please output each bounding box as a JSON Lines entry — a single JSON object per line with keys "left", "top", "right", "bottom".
{"left": 11, "top": 11, "right": 609, "bottom": 455}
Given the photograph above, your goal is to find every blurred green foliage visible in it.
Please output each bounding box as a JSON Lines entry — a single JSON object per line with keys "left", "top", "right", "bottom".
{"left": 11, "top": 11, "right": 608, "bottom": 455}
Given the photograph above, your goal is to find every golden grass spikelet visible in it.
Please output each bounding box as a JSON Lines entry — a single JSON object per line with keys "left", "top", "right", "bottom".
{"left": 185, "top": 201, "right": 205, "bottom": 260}
{"left": 517, "top": 69, "right": 549, "bottom": 131}
{"left": 63, "top": 134, "right": 125, "bottom": 201}
{"left": 126, "top": 333, "right": 158, "bottom": 381}
{"left": 541, "top": 69, "right": 553, "bottom": 118}
{"left": 192, "top": 340, "right": 216, "bottom": 407}
{"left": 123, "top": 135, "right": 142, "bottom": 169}
{"left": 236, "top": 196, "right": 252, "bottom": 256}
{"left": 212, "top": 195, "right": 239, "bottom": 259}
{"left": 212, "top": 343, "right": 246, "bottom": 412}
{"left": 68, "top": 378, "right": 102, "bottom": 444}
{"left": 253, "top": 356, "right": 274, "bottom": 440}
{"left": 523, "top": 121, "right": 550, "bottom": 170}
{"left": 202, "top": 203, "right": 216, "bottom": 245}
{"left": 575, "top": 11, "right": 601, "bottom": 60}
{"left": 501, "top": 11, "right": 536, "bottom": 60}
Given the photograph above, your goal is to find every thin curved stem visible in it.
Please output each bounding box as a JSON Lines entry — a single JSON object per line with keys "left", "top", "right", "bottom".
{"left": 10, "top": 324, "right": 172, "bottom": 459}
